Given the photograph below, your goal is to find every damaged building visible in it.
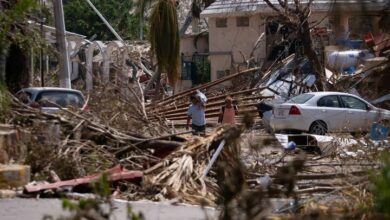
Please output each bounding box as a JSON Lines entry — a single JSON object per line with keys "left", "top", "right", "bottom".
{"left": 177, "top": 0, "right": 388, "bottom": 90}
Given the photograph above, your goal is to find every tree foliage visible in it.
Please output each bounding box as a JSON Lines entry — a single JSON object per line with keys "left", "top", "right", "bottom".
{"left": 0, "top": 0, "right": 41, "bottom": 49}
{"left": 150, "top": 0, "right": 180, "bottom": 86}
{"left": 63, "top": 0, "right": 144, "bottom": 41}
{"left": 0, "top": 0, "right": 42, "bottom": 84}
{"left": 373, "top": 152, "right": 390, "bottom": 216}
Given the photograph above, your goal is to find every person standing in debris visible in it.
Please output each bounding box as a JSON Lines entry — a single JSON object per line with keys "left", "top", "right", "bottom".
{"left": 218, "top": 96, "right": 238, "bottom": 124}
{"left": 186, "top": 94, "right": 206, "bottom": 135}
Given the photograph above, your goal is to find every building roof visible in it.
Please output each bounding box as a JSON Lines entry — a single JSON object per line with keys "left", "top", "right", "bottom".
{"left": 201, "top": 0, "right": 388, "bottom": 18}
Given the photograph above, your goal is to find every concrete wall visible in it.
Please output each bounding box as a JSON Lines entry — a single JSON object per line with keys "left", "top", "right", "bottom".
{"left": 208, "top": 15, "right": 266, "bottom": 84}
{"left": 180, "top": 35, "right": 209, "bottom": 56}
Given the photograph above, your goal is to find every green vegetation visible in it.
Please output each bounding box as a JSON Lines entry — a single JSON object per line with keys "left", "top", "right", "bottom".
{"left": 0, "top": 0, "right": 40, "bottom": 83}
{"left": 196, "top": 59, "right": 210, "bottom": 84}
{"left": 373, "top": 152, "right": 390, "bottom": 216}
{"left": 63, "top": 0, "right": 145, "bottom": 41}
{"left": 0, "top": 83, "right": 11, "bottom": 120}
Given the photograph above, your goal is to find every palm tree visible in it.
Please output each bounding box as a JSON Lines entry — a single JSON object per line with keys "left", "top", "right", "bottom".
{"left": 137, "top": 0, "right": 215, "bottom": 97}
{"left": 149, "top": 0, "right": 180, "bottom": 97}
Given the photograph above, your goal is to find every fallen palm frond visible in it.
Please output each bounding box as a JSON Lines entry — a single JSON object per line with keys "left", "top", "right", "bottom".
{"left": 139, "top": 125, "right": 247, "bottom": 205}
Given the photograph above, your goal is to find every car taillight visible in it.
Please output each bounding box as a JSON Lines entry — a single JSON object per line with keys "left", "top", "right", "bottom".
{"left": 289, "top": 105, "right": 301, "bottom": 115}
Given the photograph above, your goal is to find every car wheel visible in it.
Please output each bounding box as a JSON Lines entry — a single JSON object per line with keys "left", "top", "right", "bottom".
{"left": 309, "top": 121, "right": 327, "bottom": 135}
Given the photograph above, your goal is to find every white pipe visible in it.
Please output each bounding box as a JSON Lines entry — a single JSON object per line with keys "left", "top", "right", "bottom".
{"left": 203, "top": 139, "right": 226, "bottom": 177}
{"left": 84, "top": 0, "right": 124, "bottom": 43}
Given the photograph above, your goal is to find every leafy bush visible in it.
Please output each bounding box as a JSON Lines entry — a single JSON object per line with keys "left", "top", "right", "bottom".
{"left": 0, "top": 83, "right": 11, "bottom": 120}
{"left": 373, "top": 152, "right": 390, "bottom": 216}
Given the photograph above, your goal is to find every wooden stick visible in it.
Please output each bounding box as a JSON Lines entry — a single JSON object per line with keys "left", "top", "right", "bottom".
{"left": 148, "top": 67, "right": 261, "bottom": 107}
{"left": 161, "top": 103, "right": 258, "bottom": 118}
{"left": 148, "top": 86, "right": 268, "bottom": 113}
{"left": 153, "top": 95, "right": 271, "bottom": 115}
{"left": 163, "top": 109, "right": 259, "bottom": 121}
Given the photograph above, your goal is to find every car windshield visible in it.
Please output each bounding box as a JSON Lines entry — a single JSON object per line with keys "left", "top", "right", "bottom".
{"left": 36, "top": 91, "right": 84, "bottom": 108}
{"left": 286, "top": 93, "right": 314, "bottom": 104}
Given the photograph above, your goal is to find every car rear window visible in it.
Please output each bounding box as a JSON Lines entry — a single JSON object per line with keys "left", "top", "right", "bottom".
{"left": 36, "top": 91, "right": 84, "bottom": 108}
{"left": 286, "top": 94, "right": 314, "bottom": 104}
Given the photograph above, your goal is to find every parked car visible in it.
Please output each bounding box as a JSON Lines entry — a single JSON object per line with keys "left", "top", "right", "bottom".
{"left": 270, "top": 92, "right": 390, "bottom": 135}
{"left": 16, "top": 87, "right": 86, "bottom": 113}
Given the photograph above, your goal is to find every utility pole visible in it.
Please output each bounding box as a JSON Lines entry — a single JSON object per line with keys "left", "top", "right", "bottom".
{"left": 40, "top": 17, "right": 45, "bottom": 87}
{"left": 53, "top": 0, "right": 71, "bottom": 88}
{"left": 40, "top": 0, "right": 46, "bottom": 87}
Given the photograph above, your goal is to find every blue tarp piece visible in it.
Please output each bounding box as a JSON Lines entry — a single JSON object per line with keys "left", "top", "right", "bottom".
{"left": 370, "top": 123, "right": 389, "bottom": 141}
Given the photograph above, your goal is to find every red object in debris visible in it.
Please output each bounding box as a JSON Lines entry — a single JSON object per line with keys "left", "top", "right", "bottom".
{"left": 364, "top": 32, "right": 375, "bottom": 47}
{"left": 314, "top": 27, "right": 327, "bottom": 35}
{"left": 139, "top": 73, "right": 151, "bottom": 83}
{"left": 24, "top": 165, "right": 143, "bottom": 193}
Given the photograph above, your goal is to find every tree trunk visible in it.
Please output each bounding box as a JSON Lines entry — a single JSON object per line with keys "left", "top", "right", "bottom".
{"left": 179, "top": 11, "right": 192, "bottom": 36}
{"left": 153, "top": 68, "right": 162, "bottom": 100}
{"left": 139, "top": 13, "right": 144, "bottom": 41}
{"left": 300, "top": 19, "right": 325, "bottom": 90}
{"left": 145, "top": 66, "right": 159, "bottom": 91}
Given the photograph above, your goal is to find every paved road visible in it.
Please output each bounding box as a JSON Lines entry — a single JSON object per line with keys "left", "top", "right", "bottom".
{"left": 0, "top": 198, "right": 218, "bottom": 220}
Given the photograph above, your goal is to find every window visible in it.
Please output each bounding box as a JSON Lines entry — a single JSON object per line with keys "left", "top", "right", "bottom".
{"left": 236, "top": 16, "right": 249, "bottom": 27}
{"left": 216, "top": 18, "right": 227, "bottom": 28}
{"left": 36, "top": 91, "right": 84, "bottom": 108}
{"left": 317, "top": 96, "right": 341, "bottom": 108}
{"left": 340, "top": 95, "right": 367, "bottom": 110}
{"left": 286, "top": 94, "right": 314, "bottom": 104}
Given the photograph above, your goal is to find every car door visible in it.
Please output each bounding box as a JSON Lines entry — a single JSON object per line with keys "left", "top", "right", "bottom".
{"left": 340, "top": 95, "right": 371, "bottom": 131}
{"left": 316, "top": 95, "right": 347, "bottom": 132}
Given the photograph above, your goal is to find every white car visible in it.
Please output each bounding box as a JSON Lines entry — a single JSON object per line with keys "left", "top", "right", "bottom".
{"left": 270, "top": 92, "right": 390, "bottom": 135}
